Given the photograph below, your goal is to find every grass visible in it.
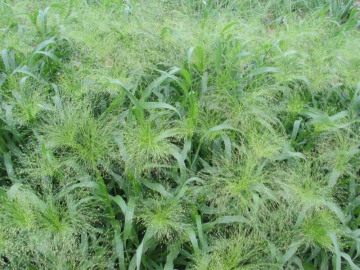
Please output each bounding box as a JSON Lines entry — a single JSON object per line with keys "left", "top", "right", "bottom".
{"left": 0, "top": 0, "right": 360, "bottom": 269}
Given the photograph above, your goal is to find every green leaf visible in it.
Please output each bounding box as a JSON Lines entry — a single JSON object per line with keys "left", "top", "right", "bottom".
{"left": 221, "top": 21, "right": 240, "bottom": 34}
{"left": 304, "top": 262, "right": 316, "bottom": 270}
{"left": 3, "top": 152, "right": 16, "bottom": 181}
{"left": 56, "top": 181, "right": 98, "bottom": 198}
{"left": 34, "top": 38, "right": 56, "bottom": 51}
{"left": 181, "top": 68, "right": 191, "bottom": 85}
{"left": 142, "top": 179, "right": 173, "bottom": 198}
{"left": 215, "top": 40, "right": 222, "bottom": 74}
{"left": 201, "top": 71, "right": 208, "bottom": 96}
{"left": 340, "top": 252, "right": 360, "bottom": 270}
{"left": 188, "top": 229, "right": 200, "bottom": 253}
{"left": 12, "top": 66, "right": 37, "bottom": 79}
{"left": 328, "top": 169, "right": 341, "bottom": 187}
{"left": 324, "top": 201, "right": 346, "bottom": 224}
{"left": 114, "top": 230, "right": 126, "bottom": 270}
{"left": 175, "top": 177, "right": 204, "bottom": 199}
{"left": 124, "top": 197, "right": 136, "bottom": 245}
{"left": 195, "top": 215, "right": 208, "bottom": 251}
{"left": 203, "top": 216, "right": 248, "bottom": 231}
{"left": 142, "top": 67, "right": 181, "bottom": 101}
{"left": 102, "top": 76, "right": 143, "bottom": 113}
{"left": 170, "top": 148, "right": 186, "bottom": 182}
{"left": 6, "top": 183, "right": 22, "bottom": 200}
{"left": 1, "top": 49, "right": 16, "bottom": 73}
{"left": 0, "top": 73, "right": 6, "bottom": 87}
{"left": 142, "top": 102, "right": 180, "bottom": 117}
{"left": 33, "top": 51, "right": 60, "bottom": 63}
{"left": 188, "top": 46, "right": 205, "bottom": 73}
{"left": 104, "top": 91, "right": 126, "bottom": 114}
{"left": 164, "top": 246, "right": 180, "bottom": 270}
{"left": 203, "top": 123, "right": 239, "bottom": 140}
{"left": 112, "top": 195, "right": 127, "bottom": 214}
{"left": 281, "top": 241, "right": 302, "bottom": 264}
{"left": 330, "top": 233, "right": 341, "bottom": 270}
{"left": 129, "top": 230, "right": 155, "bottom": 270}
{"left": 248, "top": 67, "right": 279, "bottom": 77}
{"left": 291, "top": 120, "right": 302, "bottom": 141}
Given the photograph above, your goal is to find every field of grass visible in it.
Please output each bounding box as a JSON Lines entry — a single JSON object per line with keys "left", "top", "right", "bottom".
{"left": 0, "top": 0, "right": 360, "bottom": 269}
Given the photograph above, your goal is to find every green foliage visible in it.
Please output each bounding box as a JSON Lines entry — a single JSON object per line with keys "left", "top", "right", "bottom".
{"left": 191, "top": 228, "right": 271, "bottom": 270}
{"left": 302, "top": 211, "right": 339, "bottom": 250}
{"left": 38, "top": 101, "right": 117, "bottom": 173}
{"left": 137, "top": 196, "right": 189, "bottom": 242}
{"left": 0, "top": 0, "right": 359, "bottom": 269}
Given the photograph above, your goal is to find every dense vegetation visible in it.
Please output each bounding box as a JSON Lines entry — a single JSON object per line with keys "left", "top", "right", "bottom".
{"left": 1, "top": 0, "right": 360, "bottom": 269}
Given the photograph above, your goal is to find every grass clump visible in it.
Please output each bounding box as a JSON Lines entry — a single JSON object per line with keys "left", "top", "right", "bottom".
{"left": 122, "top": 113, "right": 180, "bottom": 172}
{"left": 137, "top": 196, "right": 189, "bottom": 241}
{"left": 37, "top": 100, "right": 117, "bottom": 174}
{"left": 191, "top": 228, "right": 271, "bottom": 270}
{"left": 0, "top": 0, "right": 360, "bottom": 269}
{"left": 302, "top": 210, "right": 340, "bottom": 250}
